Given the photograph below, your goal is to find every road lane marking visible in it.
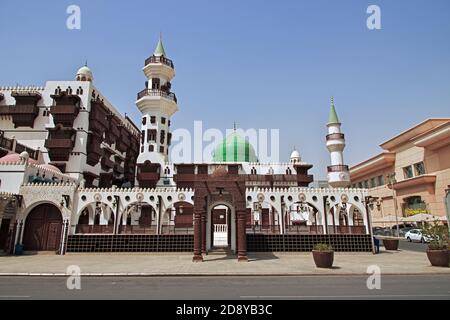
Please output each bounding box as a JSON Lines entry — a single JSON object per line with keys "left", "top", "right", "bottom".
{"left": 241, "top": 294, "right": 450, "bottom": 299}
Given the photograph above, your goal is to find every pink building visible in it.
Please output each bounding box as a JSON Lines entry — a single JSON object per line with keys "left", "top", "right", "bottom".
{"left": 350, "top": 119, "right": 450, "bottom": 227}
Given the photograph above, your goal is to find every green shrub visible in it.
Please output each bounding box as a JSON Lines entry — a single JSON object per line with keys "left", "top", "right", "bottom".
{"left": 314, "top": 243, "right": 334, "bottom": 252}
{"left": 420, "top": 220, "right": 449, "bottom": 250}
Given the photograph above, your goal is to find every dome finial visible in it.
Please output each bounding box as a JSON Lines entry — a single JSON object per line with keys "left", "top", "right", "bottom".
{"left": 233, "top": 121, "right": 237, "bottom": 132}
{"left": 85, "top": 60, "right": 88, "bottom": 67}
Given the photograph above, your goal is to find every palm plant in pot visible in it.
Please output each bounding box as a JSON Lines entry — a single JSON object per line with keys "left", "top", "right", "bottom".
{"left": 420, "top": 220, "right": 449, "bottom": 268}
{"left": 312, "top": 243, "right": 334, "bottom": 268}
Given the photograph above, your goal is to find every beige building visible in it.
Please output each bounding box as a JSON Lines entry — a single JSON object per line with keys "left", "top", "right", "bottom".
{"left": 350, "top": 119, "right": 450, "bottom": 227}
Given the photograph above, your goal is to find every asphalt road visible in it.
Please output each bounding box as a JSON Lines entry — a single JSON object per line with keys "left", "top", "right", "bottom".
{"left": 0, "top": 275, "right": 449, "bottom": 300}
{"left": 398, "top": 240, "right": 428, "bottom": 252}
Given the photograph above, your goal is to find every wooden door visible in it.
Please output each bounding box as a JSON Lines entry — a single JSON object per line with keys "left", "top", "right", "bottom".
{"left": 23, "top": 204, "right": 62, "bottom": 251}
{"left": 0, "top": 219, "right": 11, "bottom": 250}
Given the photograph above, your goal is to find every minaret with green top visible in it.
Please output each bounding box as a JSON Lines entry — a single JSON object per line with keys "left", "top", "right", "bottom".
{"left": 136, "top": 35, "right": 178, "bottom": 185}
{"left": 326, "top": 97, "right": 350, "bottom": 188}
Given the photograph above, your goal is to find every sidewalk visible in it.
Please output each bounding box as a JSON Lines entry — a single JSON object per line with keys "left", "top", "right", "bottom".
{"left": 0, "top": 250, "right": 449, "bottom": 276}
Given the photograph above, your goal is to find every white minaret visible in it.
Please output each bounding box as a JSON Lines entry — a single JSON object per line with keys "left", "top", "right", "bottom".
{"left": 136, "top": 35, "right": 178, "bottom": 167}
{"left": 326, "top": 97, "right": 351, "bottom": 188}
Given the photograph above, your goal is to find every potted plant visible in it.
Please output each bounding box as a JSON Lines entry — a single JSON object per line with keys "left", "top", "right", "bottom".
{"left": 421, "top": 220, "right": 449, "bottom": 268}
{"left": 382, "top": 237, "right": 400, "bottom": 251}
{"left": 312, "top": 243, "right": 334, "bottom": 268}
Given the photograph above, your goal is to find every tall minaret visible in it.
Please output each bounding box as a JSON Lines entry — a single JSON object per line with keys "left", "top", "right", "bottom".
{"left": 326, "top": 97, "right": 351, "bottom": 188}
{"left": 136, "top": 35, "right": 178, "bottom": 167}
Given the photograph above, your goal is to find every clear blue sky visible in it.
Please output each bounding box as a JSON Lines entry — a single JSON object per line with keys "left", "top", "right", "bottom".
{"left": 1, "top": 0, "right": 449, "bottom": 178}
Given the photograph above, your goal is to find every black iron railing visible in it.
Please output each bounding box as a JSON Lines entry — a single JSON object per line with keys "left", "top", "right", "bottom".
{"left": 326, "top": 133, "right": 345, "bottom": 141}
{"left": 144, "top": 55, "right": 174, "bottom": 68}
{"left": 137, "top": 89, "right": 177, "bottom": 103}
{"left": 327, "top": 165, "right": 349, "bottom": 173}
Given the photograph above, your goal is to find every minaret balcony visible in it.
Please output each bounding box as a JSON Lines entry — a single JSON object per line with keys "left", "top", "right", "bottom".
{"left": 144, "top": 55, "right": 174, "bottom": 69}
{"left": 327, "top": 165, "right": 350, "bottom": 173}
{"left": 137, "top": 89, "right": 177, "bottom": 103}
{"left": 326, "top": 133, "right": 345, "bottom": 141}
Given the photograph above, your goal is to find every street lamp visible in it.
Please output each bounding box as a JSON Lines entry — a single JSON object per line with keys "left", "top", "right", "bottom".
{"left": 445, "top": 187, "right": 450, "bottom": 238}
{"left": 387, "top": 173, "right": 400, "bottom": 237}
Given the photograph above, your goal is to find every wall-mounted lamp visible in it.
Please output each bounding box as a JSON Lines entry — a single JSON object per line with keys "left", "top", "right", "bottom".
{"left": 13, "top": 195, "right": 23, "bottom": 208}
{"left": 61, "top": 195, "right": 70, "bottom": 208}
{"left": 113, "top": 195, "right": 120, "bottom": 209}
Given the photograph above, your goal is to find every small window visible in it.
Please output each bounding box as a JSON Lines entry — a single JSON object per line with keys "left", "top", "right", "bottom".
{"left": 148, "top": 145, "right": 154, "bottom": 152}
{"left": 403, "top": 166, "right": 414, "bottom": 179}
{"left": 377, "top": 175, "right": 385, "bottom": 186}
{"left": 152, "top": 78, "right": 160, "bottom": 90}
{"left": 141, "top": 130, "right": 145, "bottom": 144}
{"left": 150, "top": 116, "right": 156, "bottom": 124}
{"left": 370, "top": 178, "right": 377, "bottom": 188}
{"left": 161, "top": 117, "right": 166, "bottom": 125}
{"left": 142, "top": 117, "right": 147, "bottom": 125}
{"left": 148, "top": 129, "right": 157, "bottom": 142}
{"left": 414, "top": 162, "right": 426, "bottom": 176}
{"left": 160, "top": 146, "right": 165, "bottom": 153}
{"left": 363, "top": 181, "right": 369, "bottom": 188}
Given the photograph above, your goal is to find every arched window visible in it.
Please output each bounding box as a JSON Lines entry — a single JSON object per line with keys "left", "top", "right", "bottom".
{"left": 94, "top": 213, "right": 100, "bottom": 225}
{"left": 339, "top": 208, "right": 348, "bottom": 226}
{"left": 352, "top": 209, "right": 364, "bottom": 226}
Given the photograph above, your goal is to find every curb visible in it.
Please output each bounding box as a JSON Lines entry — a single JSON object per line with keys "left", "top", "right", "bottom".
{"left": 1, "top": 272, "right": 449, "bottom": 277}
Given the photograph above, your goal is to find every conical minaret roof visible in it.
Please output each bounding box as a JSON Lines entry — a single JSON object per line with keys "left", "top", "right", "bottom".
{"left": 154, "top": 35, "right": 166, "bottom": 57}
{"left": 328, "top": 97, "right": 340, "bottom": 125}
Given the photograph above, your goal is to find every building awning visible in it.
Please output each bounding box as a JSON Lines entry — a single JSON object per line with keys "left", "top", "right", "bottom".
{"left": 392, "top": 175, "right": 436, "bottom": 191}
{"left": 372, "top": 215, "right": 401, "bottom": 223}
{"left": 401, "top": 213, "right": 447, "bottom": 223}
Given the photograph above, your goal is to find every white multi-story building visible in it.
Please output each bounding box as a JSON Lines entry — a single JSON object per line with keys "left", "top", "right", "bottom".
{"left": 0, "top": 65, "right": 140, "bottom": 188}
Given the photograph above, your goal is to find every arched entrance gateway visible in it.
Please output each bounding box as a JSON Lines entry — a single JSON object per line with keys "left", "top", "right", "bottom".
{"left": 192, "top": 165, "right": 247, "bottom": 262}
{"left": 23, "top": 203, "right": 63, "bottom": 252}
{"left": 207, "top": 203, "right": 236, "bottom": 252}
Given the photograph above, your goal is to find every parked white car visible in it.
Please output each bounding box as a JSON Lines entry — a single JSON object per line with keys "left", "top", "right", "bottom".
{"left": 405, "top": 229, "right": 431, "bottom": 243}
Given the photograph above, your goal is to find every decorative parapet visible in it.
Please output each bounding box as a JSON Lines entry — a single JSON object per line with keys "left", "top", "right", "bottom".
{"left": 0, "top": 160, "right": 28, "bottom": 166}
{"left": 0, "top": 86, "right": 45, "bottom": 92}
{"left": 22, "top": 182, "right": 78, "bottom": 187}
{"left": 77, "top": 186, "right": 194, "bottom": 193}
{"left": 246, "top": 187, "right": 367, "bottom": 193}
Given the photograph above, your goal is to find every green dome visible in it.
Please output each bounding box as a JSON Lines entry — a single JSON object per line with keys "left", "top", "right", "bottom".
{"left": 212, "top": 132, "right": 258, "bottom": 163}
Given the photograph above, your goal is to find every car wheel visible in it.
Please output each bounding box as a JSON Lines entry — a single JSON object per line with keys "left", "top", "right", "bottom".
{"left": 421, "top": 238, "right": 425, "bottom": 244}
{"left": 407, "top": 237, "right": 411, "bottom": 242}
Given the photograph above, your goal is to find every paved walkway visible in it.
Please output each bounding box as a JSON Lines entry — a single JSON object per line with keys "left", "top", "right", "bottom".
{"left": 0, "top": 249, "right": 448, "bottom": 276}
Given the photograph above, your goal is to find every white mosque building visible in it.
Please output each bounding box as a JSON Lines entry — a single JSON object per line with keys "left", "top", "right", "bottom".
{"left": 0, "top": 38, "right": 373, "bottom": 261}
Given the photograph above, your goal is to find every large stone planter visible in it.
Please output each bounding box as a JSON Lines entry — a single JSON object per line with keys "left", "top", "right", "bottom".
{"left": 427, "top": 249, "right": 449, "bottom": 268}
{"left": 383, "top": 239, "right": 399, "bottom": 251}
{"left": 312, "top": 251, "right": 334, "bottom": 269}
